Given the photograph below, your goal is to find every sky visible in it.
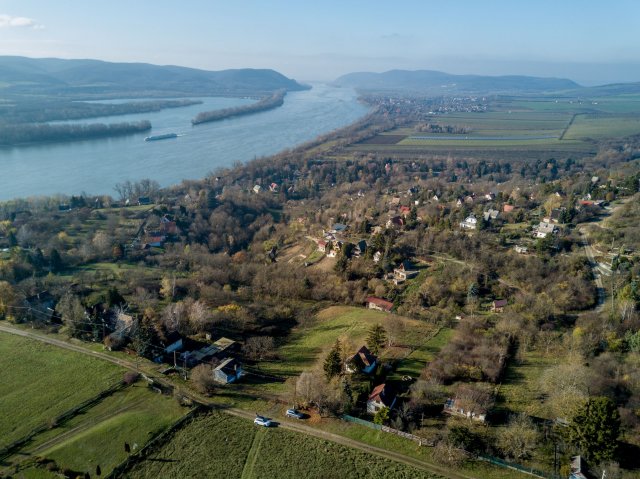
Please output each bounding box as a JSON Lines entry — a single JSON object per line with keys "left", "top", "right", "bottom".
{"left": 0, "top": 0, "right": 639, "bottom": 85}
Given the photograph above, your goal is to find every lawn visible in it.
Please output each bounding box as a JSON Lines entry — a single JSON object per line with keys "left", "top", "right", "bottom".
{"left": 257, "top": 306, "right": 435, "bottom": 380}
{"left": 126, "top": 411, "right": 444, "bottom": 479}
{"left": 392, "top": 327, "right": 454, "bottom": 379}
{"left": 494, "top": 349, "right": 557, "bottom": 418}
{"left": 0, "top": 331, "right": 123, "bottom": 448}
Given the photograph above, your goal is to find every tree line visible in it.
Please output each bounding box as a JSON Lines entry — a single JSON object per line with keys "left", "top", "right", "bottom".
{"left": 191, "top": 90, "right": 286, "bottom": 125}
{"left": 0, "top": 99, "right": 200, "bottom": 124}
{"left": 0, "top": 121, "right": 151, "bottom": 146}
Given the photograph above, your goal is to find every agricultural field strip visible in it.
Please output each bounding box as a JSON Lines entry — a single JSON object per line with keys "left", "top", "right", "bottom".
{"left": 0, "top": 323, "right": 472, "bottom": 479}
{"left": 240, "top": 427, "right": 267, "bottom": 479}
{"left": 28, "top": 397, "right": 147, "bottom": 456}
{"left": 0, "top": 397, "right": 148, "bottom": 476}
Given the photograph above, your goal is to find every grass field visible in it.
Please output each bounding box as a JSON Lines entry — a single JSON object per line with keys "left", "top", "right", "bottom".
{"left": 257, "top": 306, "right": 435, "bottom": 380}
{"left": 392, "top": 327, "right": 454, "bottom": 379}
{"left": 563, "top": 114, "right": 640, "bottom": 140}
{"left": 495, "top": 349, "right": 557, "bottom": 418}
{"left": 35, "top": 383, "right": 188, "bottom": 476}
{"left": 0, "top": 331, "right": 123, "bottom": 448}
{"left": 126, "top": 411, "right": 444, "bottom": 479}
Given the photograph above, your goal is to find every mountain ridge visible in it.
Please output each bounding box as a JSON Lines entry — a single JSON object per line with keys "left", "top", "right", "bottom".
{"left": 0, "top": 56, "right": 308, "bottom": 97}
{"left": 333, "top": 69, "right": 640, "bottom": 96}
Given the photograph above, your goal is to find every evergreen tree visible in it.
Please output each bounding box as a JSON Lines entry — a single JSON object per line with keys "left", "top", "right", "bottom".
{"left": 323, "top": 339, "right": 343, "bottom": 380}
{"left": 367, "top": 324, "right": 387, "bottom": 355}
{"left": 50, "top": 248, "right": 63, "bottom": 272}
{"left": 568, "top": 397, "right": 620, "bottom": 463}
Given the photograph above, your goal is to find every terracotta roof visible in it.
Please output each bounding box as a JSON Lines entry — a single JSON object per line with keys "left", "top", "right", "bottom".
{"left": 365, "top": 297, "right": 394, "bottom": 311}
{"left": 368, "top": 383, "right": 395, "bottom": 407}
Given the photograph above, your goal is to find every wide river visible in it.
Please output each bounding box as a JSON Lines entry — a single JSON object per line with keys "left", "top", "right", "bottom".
{"left": 0, "top": 84, "right": 369, "bottom": 201}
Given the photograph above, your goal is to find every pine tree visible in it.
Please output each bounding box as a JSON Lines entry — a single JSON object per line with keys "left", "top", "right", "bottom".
{"left": 568, "top": 397, "right": 620, "bottom": 463}
{"left": 367, "top": 324, "right": 387, "bottom": 355}
{"left": 323, "top": 340, "right": 343, "bottom": 380}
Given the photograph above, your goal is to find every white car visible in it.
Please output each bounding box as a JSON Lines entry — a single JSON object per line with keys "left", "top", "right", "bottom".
{"left": 254, "top": 416, "right": 272, "bottom": 427}
{"left": 285, "top": 409, "right": 304, "bottom": 419}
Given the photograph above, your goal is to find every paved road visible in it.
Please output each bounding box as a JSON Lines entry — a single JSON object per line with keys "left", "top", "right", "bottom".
{"left": 0, "top": 324, "right": 475, "bottom": 479}
{"left": 578, "top": 228, "right": 606, "bottom": 312}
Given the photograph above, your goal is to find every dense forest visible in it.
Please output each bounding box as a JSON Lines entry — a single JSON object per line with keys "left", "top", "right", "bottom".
{"left": 192, "top": 90, "right": 286, "bottom": 125}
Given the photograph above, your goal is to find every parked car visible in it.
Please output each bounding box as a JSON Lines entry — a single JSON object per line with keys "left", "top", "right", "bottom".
{"left": 254, "top": 415, "right": 272, "bottom": 427}
{"left": 285, "top": 408, "right": 304, "bottom": 419}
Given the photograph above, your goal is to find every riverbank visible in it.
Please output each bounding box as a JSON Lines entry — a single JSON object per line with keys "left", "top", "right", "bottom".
{"left": 0, "top": 84, "right": 370, "bottom": 200}
{"left": 191, "top": 90, "right": 286, "bottom": 125}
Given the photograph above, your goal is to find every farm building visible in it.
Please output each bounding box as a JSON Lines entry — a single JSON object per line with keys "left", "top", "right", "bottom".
{"left": 492, "top": 299, "right": 508, "bottom": 312}
{"left": 213, "top": 358, "right": 244, "bottom": 384}
{"left": 365, "top": 297, "right": 394, "bottom": 313}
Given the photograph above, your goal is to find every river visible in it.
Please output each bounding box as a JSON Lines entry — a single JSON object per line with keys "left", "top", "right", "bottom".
{"left": 0, "top": 84, "right": 369, "bottom": 201}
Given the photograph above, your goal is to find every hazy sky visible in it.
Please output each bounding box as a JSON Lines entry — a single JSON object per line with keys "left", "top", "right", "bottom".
{"left": 1, "top": 0, "right": 639, "bottom": 85}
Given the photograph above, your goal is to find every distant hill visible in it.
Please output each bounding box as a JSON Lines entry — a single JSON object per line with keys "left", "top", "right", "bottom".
{"left": 333, "top": 69, "right": 582, "bottom": 95}
{"left": 0, "top": 56, "right": 308, "bottom": 97}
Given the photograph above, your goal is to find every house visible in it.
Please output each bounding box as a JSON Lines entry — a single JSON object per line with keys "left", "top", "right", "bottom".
{"left": 367, "top": 383, "right": 396, "bottom": 413}
{"left": 492, "top": 299, "right": 508, "bottom": 312}
{"left": 23, "top": 291, "right": 57, "bottom": 323}
{"left": 160, "top": 216, "right": 179, "bottom": 235}
{"left": 371, "top": 225, "right": 384, "bottom": 235}
{"left": 137, "top": 196, "right": 151, "bottom": 206}
{"left": 389, "top": 196, "right": 401, "bottom": 206}
{"left": 503, "top": 204, "right": 515, "bottom": 213}
{"left": 180, "top": 344, "right": 219, "bottom": 367}
{"left": 317, "top": 240, "right": 327, "bottom": 253}
{"left": 514, "top": 245, "right": 528, "bottom": 254}
{"left": 252, "top": 185, "right": 261, "bottom": 194}
{"left": 548, "top": 207, "right": 565, "bottom": 223}
{"left": 569, "top": 456, "right": 589, "bottom": 479}
{"left": 162, "top": 331, "right": 184, "bottom": 354}
{"left": 456, "top": 198, "right": 463, "bottom": 208}
{"left": 484, "top": 192, "right": 495, "bottom": 201}
{"left": 399, "top": 205, "right": 411, "bottom": 217}
{"left": 365, "top": 297, "right": 394, "bottom": 312}
{"left": 432, "top": 194, "right": 439, "bottom": 202}
{"left": 143, "top": 234, "right": 165, "bottom": 248}
{"left": 327, "top": 241, "right": 342, "bottom": 258}
{"left": 464, "top": 195, "right": 474, "bottom": 204}
{"left": 268, "top": 182, "right": 278, "bottom": 192}
{"left": 213, "top": 357, "right": 244, "bottom": 384}
{"left": 353, "top": 240, "right": 367, "bottom": 257}
{"left": 535, "top": 221, "right": 557, "bottom": 239}
{"left": 331, "top": 223, "right": 348, "bottom": 234}
{"left": 373, "top": 251, "right": 382, "bottom": 263}
{"left": 346, "top": 345, "right": 377, "bottom": 374}
{"left": 444, "top": 387, "right": 490, "bottom": 422}
{"left": 459, "top": 216, "right": 477, "bottom": 230}
{"left": 483, "top": 209, "right": 500, "bottom": 222}
{"left": 386, "top": 216, "right": 404, "bottom": 229}
{"left": 393, "top": 261, "right": 419, "bottom": 283}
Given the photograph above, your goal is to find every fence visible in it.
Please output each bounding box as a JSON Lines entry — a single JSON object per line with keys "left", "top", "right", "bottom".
{"left": 341, "top": 415, "right": 434, "bottom": 446}
{"left": 106, "top": 405, "right": 205, "bottom": 479}
{"left": 341, "top": 415, "right": 557, "bottom": 478}
{"left": 477, "top": 454, "right": 557, "bottom": 479}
